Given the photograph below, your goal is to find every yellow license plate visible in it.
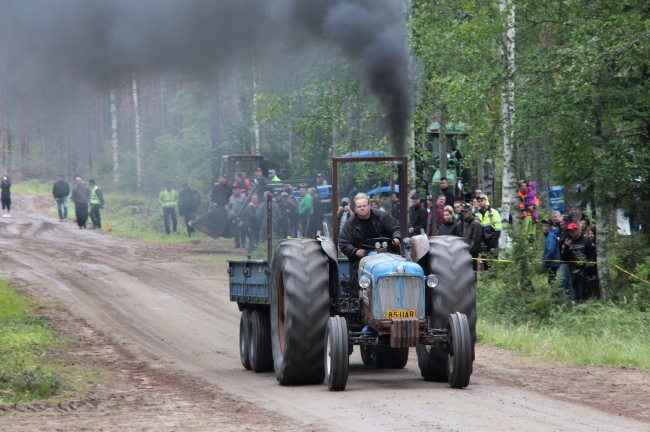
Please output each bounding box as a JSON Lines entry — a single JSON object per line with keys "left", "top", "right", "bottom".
{"left": 386, "top": 309, "right": 416, "bottom": 319}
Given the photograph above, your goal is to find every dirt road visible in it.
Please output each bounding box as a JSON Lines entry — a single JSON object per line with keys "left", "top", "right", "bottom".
{"left": 1, "top": 195, "right": 649, "bottom": 431}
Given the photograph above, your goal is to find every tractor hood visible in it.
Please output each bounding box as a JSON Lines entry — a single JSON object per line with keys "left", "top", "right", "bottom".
{"left": 359, "top": 253, "right": 424, "bottom": 280}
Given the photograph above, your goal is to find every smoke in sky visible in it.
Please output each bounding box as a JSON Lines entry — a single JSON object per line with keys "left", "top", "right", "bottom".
{"left": 0, "top": 0, "right": 412, "bottom": 154}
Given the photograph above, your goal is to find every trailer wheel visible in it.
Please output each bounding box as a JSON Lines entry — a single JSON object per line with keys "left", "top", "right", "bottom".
{"left": 325, "top": 316, "right": 349, "bottom": 391}
{"left": 239, "top": 308, "right": 252, "bottom": 370}
{"left": 249, "top": 309, "right": 274, "bottom": 373}
{"left": 418, "top": 235, "right": 476, "bottom": 382}
{"left": 360, "top": 345, "right": 374, "bottom": 366}
{"left": 374, "top": 345, "right": 409, "bottom": 369}
{"left": 270, "top": 239, "right": 330, "bottom": 385}
{"left": 447, "top": 312, "right": 472, "bottom": 389}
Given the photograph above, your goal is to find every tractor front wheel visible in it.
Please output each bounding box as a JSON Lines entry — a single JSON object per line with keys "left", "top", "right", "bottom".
{"left": 446, "top": 312, "right": 472, "bottom": 389}
{"left": 325, "top": 316, "right": 349, "bottom": 391}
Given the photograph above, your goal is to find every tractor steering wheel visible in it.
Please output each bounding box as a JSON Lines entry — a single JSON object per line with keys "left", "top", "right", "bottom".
{"left": 360, "top": 237, "right": 393, "bottom": 251}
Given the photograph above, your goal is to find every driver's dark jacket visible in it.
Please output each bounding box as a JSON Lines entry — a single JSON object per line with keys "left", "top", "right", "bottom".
{"left": 339, "top": 209, "right": 401, "bottom": 262}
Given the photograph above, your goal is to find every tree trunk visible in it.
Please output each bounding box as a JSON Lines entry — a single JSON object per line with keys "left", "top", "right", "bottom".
{"left": 110, "top": 88, "right": 119, "bottom": 189}
{"left": 252, "top": 63, "right": 260, "bottom": 155}
{"left": 288, "top": 115, "right": 294, "bottom": 165}
{"left": 210, "top": 73, "right": 222, "bottom": 180}
{"left": 592, "top": 90, "right": 613, "bottom": 300}
{"left": 132, "top": 73, "right": 142, "bottom": 191}
{"left": 499, "top": 0, "right": 517, "bottom": 247}
{"left": 438, "top": 109, "right": 447, "bottom": 179}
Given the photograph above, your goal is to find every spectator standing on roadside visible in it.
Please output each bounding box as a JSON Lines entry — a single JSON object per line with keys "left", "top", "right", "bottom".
{"left": 244, "top": 194, "right": 260, "bottom": 253}
{"left": 253, "top": 167, "right": 267, "bottom": 188}
{"left": 228, "top": 187, "right": 248, "bottom": 248}
{"left": 371, "top": 194, "right": 387, "bottom": 212}
{"left": 472, "top": 198, "right": 480, "bottom": 215}
{"left": 408, "top": 192, "right": 428, "bottom": 237}
{"left": 439, "top": 177, "right": 455, "bottom": 208}
{"left": 476, "top": 195, "right": 502, "bottom": 267}
{"left": 316, "top": 173, "right": 328, "bottom": 186}
{"left": 425, "top": 194, "right": 434, "bottom": 236}
{"left": 439, "top": 207, "right": 462, "bottom": 237}
{"left": 542, "top": 219, "right": 561, "bottom": 284}
{"left": 211, "top": 176, "right": 231, "bottom": 209}
{"left": 71, "top": 176, "right": 90, "bottom": 229}
{"left": 551, "top": 210, "right": 562, "bottom": 229}
{"left": 460, "top": 204, "right": 483, "bottom": 271}
{"left": 580, "top": 215, "right": 591, "bottom": 236}
{"left": 588, "top": 227, "right": 599, "bottom": 299}
{"left": 268, "top": 169, "right": 281, "bottom": 182}
{"left": 388, "top": 191, "right": 401, "bottom": 221}
{"left": 475, "top": 189, "right": 490, "bottom": 206}
{"left": 258, "top": 191, "right": 279, "bottom": 246}
{"left": 88, "top": 179, "right": 105, "bottom": 229}
{"left": 453, "top": 201, "right": 463, "bottom": 221}
{"left": 0, "top": 176, "right": 11, "bottom": 218}
{"left": 158, "top": 180, "right": 179, "bottom": 235}
{"left": 308, "top": 187, "right": 323, "bottom": 236}
{"left": 518, "top": 181, "right": 535, "bottom": 238}
{"left": 299, "top": 185, "right": 313, "bottom": 237}
{"left": 435, "top": 195, "right": 446, "bottom": 233}
{"left": 240, "top": 170, "right": 252, "bottom": 190}
{"left": 338, "top": 197, "right": 353, "bottom": 236}
{"left": 561, "top": 222, "right": 596, "bottom": 301}
{"left": 277, "top": 192, "right": 299, "bottom": 239}
{"left": 557, "top": 214, "right": 573, "bottom": 297}
{"left": 178, "top": 182, "right": 201, "bottom": 236}
{"left": 52, "top": 175, "right": 70, "bottom": 221}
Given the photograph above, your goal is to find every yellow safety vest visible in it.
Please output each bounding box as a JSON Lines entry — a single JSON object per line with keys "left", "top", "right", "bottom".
{"left": 90, "top": 186, "right": 101, "bottom": 205}
{"left": 159, "top": 189, "right": 179, "bottom": 208}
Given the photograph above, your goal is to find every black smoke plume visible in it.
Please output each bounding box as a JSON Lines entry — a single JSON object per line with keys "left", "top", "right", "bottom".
{"left": 0, "top": 0, "right": 412, "bottom": 155}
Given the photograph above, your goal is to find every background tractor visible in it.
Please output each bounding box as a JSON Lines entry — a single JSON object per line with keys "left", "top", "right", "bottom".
{"left": 222, "top": 155, "right": 477, "bottom": 391}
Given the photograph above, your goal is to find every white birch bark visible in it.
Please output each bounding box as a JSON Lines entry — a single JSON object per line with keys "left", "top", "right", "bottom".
{"left": 499, "top": 0, "right": 516, "bottom": 248}
{"left": 132, "top": 74, "right": 142, "bottom": 191}
{"left": 110, "top": 88, "right": 119, "bottom": 188}
{"left": 252, "top": 63, "right": 260, "bottom": 155}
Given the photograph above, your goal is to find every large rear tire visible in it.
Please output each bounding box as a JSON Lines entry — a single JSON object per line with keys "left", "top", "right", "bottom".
{"left": 417, "top": 236, "right": 476, "bottom": 382}
{"left": 360, "top": 345, "right": 374, "bottom": 366}
{"left": 325, "top": 316, "right": 349, "bottom": 391}
{"left": 270, "top": 239, "right": 330, "bottom": 385}
{"left": 239, "top": 308, "right": 252, "bottom": 370}
{"left": 447, "top": 312, "right": 472, "bottom": 389}
{"left": 375, "top": 345, "right": 409, "bottom": 369}
{"left": 249, "top": 309, "right": 274, "bottom": 373}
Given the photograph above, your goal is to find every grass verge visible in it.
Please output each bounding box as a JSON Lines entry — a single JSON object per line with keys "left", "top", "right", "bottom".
{"left": 477, "top": 275, "right": 650, "bottom": 369}
{"left": 0, "top": 280, "right": 63, "bottom": 403}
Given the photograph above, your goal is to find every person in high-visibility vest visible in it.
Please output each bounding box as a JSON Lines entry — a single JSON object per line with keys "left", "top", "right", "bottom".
{"left": 88, "top": 179, "right": 105, "bottom": 229}
{"left": 158, "top": 180, "right": 179, "bottom": 234}
{"left": 476, "top": 195, "right": 502, "bottom": 270}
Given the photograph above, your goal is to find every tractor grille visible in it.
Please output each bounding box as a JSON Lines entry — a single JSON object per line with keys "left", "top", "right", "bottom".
{"left": 376, "top": 276, "right": 423, "bottom": 319}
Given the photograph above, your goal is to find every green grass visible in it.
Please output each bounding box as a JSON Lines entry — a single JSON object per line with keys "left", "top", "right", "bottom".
{"left": 0, "top": 280, "right": 63, "bottom": 403}
{"left": 11, "top": 179, "right": 54, "bottom": 195}
{"left": 477, "top": 273, "right": 650, "bottom": 369}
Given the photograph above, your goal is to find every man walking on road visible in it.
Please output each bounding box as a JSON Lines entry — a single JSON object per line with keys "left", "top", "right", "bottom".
{"left": 88, "top": 179, "right": 105, "bottom": 229}
{"left": 159, "top": 180, "right": 179, "bottom": 235}
{"left": 178, "top": 182, "right": 201, "bottom": 236}
{"left": 52, "top": 175, "right": 70, "bottom": 221}
{"left": 71, "top": 176, "right": 90, "bottom": 229}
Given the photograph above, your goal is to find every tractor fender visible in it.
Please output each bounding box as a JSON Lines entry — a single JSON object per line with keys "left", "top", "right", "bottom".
{"left": 317, "top": 235, "right": 339, "bottom": 300}
{"left": 409, "top": 233, "right": 430, "bottom": 263}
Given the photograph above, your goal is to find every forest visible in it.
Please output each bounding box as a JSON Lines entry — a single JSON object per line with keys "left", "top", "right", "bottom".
{"left": 0, "top": 1, "right": 649, "bottom": 364}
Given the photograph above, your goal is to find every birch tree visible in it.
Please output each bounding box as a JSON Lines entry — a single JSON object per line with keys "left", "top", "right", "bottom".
{"left": 132, "top": 74, "right": 142, "bottom": 191}
{"left": 110, "top": 88, "right": 119, "bottom": 188}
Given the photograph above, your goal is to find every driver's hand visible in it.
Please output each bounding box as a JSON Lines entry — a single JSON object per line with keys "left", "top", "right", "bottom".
{"left": 392, "top": 238, "right": 400, "bottom": 246}
{"left": 355, "top": 249, "right": 367, "bottom": 258}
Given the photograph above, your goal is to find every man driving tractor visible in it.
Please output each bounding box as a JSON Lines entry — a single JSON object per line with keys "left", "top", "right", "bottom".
{"left": 339, "top": 193, "right": 401, "bottom": 295}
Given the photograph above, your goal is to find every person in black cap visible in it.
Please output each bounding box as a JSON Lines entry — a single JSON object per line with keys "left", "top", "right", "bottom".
{"left": 460, "top": 203, "right": 483, "bottom": 270}
{"left": 277, "top": 191, "right": 298, "bottom": 239}
{"left": 338, "top": 197, "right": 353, "bottom": 235}
{"left": 408, "top": 192, "right": 428, "bottom": 237}
{"left": 557, "top": 213, "right": 574, "bottom": 296}
{"left": 316, "top": 173, "right": 328, "bottom": 186}
{"left": 178, "top": 182, "right": 201, "bottom": 236}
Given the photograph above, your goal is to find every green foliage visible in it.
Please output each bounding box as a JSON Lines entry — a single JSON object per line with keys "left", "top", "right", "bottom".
{"left": 0, "top": 280, "right": 63, "bottom": 403}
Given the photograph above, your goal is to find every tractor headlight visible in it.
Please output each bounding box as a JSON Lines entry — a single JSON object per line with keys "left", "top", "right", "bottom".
{"left": 426, "top": 275, "right": 439, "bottom": 288}
{"left": 381, "top": 241, "right": 388, "bottom": 248}
{"left": 375, "top": 242, "right": 381, "bottom": 249}
{"left": 359, "top": 276, "right": 371, "bottom": 288}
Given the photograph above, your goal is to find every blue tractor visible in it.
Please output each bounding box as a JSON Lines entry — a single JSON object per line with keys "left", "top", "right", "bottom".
{"left": 226, "top": 155, "right": 476, "bottom": 391}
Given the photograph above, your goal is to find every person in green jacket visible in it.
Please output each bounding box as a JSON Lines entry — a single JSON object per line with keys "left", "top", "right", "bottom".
{"left": 88, "top": 179, "right": 105, "bottom": 229}
{"left": 267, "top": 169, "right": 281, "bottom": 182}
{"left": 158, "top": 180, "right": 179, "bottom": 234}
{"left": 299, "top": 185, "right": 313, "bottom": 237}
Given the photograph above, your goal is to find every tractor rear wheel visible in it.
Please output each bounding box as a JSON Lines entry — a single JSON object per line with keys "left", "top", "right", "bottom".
{"left": 374, "top": 345, "right": 409, "bottom": 369}
{"left": 249, "top": 309, "right": 274, "bottom": 373}
{"left": 360, "top": 345, "right": 374, "bottom": 366}
{"left": 325, "top": 316, "right": 349, "bottom": 391}
{"left": 447, "top": 312, "right": 472, "bottom": 389}
{"left": 239, "top": 308, "right": 252, "bottom": 370}
{"left": 270, "top": 239, "right": 330, "bottom": 385}
{"left": 417, "top": 235, "right": 476, "bottom": 382}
